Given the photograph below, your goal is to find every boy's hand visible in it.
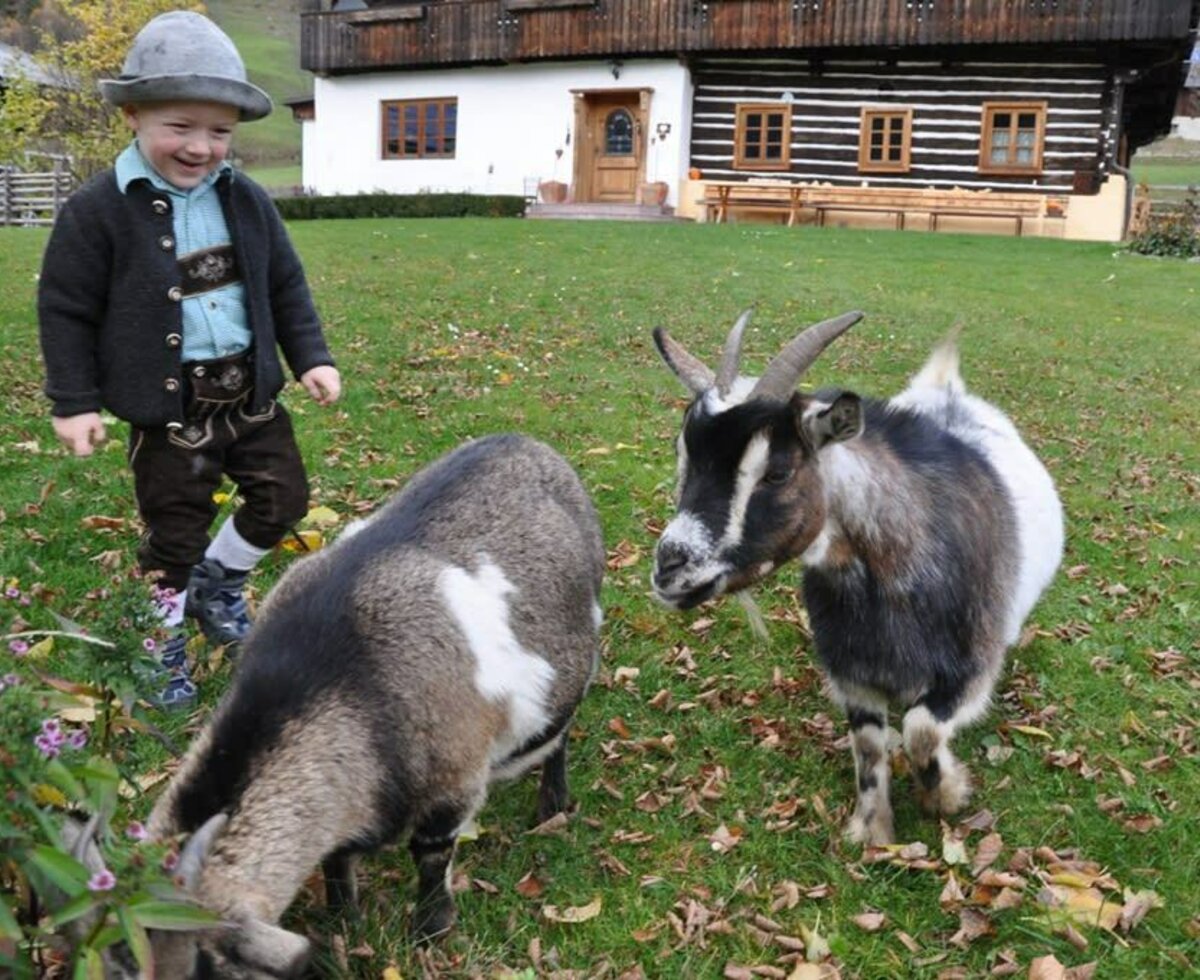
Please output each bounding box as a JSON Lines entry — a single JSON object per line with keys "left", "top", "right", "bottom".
{"left": 300, "top": 365, "right": 342, "bottom": 406}
{"left": 52, "top": 413, "right": 107, "bottom": 456}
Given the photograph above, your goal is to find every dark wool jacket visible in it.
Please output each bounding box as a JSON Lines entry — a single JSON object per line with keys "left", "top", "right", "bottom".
{"left": 38, "top": 169, "right": 334, "bottom": 428}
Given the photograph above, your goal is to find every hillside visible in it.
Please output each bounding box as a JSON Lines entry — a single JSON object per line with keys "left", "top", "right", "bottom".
{"left": 206, "top": 0, "right": 307, "bottom": 170}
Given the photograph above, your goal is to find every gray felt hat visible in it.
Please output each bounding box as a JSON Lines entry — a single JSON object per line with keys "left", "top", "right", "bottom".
{"left": 99, "top": 12, "right": 272, "bottom": 121}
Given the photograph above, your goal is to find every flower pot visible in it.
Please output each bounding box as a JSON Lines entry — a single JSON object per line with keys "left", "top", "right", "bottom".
{"left": 639, "top": 181, "right": 669, "bottom": 206}
{"left": 538, "top": 180, "right": 568, "bottom": 204}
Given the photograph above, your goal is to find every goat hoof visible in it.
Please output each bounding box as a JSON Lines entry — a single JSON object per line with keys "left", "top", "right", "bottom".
{"left": 411, "top": 903, "right": 457, "bottom": 944}
{"left": 916, "top": 762, "right": 971, "bottom": 816}
{"left": 845, "top": 810, "right": 894, "bottom": 847}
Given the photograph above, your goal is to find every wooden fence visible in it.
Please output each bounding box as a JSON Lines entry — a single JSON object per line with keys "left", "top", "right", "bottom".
{"left": 0, "top": 164, "right": 75, "bottom": 227}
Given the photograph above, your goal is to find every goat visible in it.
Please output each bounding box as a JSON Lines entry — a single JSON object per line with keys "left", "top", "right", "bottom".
{"left": 135, "top": 434, "right": 604, "bottom": 978}
{"left": 651, "top": 311, "right": 1063, "bottom": 845}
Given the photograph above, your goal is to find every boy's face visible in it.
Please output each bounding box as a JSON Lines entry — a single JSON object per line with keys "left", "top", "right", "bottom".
{"left": 123, "top": 101, "right": 239, "bottom": 190}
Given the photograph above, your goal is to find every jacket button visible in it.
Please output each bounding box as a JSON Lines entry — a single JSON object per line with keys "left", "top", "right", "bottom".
{"left": 165, "top": 333, "right": 182, "bottom": 349}
{"left": 152, "top": 199, "right": 169, "bottom": 215}
{"left": 192, "top": 365, "right": 207, "bottom": 378}
{"left": 167, "top": 286, "right": 183, "bottom": 302}
{"left": 160, "top": 235, "right": 175, "bottom": 250}
{"left": 164, "top": 378, "right": 180, "bottom": 393}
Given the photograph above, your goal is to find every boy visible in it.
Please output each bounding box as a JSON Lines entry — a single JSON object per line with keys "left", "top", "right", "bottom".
{"left": 37, "top": 11, "right": 341, "bottom": 708}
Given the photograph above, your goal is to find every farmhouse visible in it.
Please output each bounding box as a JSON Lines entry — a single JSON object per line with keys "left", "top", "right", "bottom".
{"left": 297, "top": 0, "right": 1199, "bottom": 240}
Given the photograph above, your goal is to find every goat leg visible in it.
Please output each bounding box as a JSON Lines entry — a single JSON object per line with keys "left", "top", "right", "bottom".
{"left": 903, "top": 704, "right": 972, "bottom": 816}
{"left": 843, "top": 704, "right": 894, "bottom": 846}
{"left": 321, "top": 850, "right": 359, "bottom": 912}
{"left": 535, "top": 738, "right": 571, "bottom": 824}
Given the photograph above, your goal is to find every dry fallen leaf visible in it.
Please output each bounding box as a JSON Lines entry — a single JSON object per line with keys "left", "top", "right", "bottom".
{"left": 850, "top": 911, "right": 886, "bottom": 932}
{"left": 543, "top": 895, "right": 602, "bottom": 924}
{"left": 972, "top": 832, "right": 1004, "bottom": 876}
{"left": 708, "top": 823, "right": 744, "bottom": 854}
{"left": 1028, "top": 954, "right": 1066, "bottom": 980}
{"left": 515, "top": 871, "right": 544, "bottom": 899}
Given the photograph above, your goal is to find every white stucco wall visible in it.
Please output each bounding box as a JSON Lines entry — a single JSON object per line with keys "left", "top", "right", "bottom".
{"left": 304, "top": 59, "right": 693, "bottom": 204}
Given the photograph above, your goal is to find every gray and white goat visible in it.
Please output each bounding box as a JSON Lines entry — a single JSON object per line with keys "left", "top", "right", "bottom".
{"left": 652, "top": 311, "right": 1063, "bottom": 845}
{"left": 136, "top": 434, "right": 604, "bottom": 978}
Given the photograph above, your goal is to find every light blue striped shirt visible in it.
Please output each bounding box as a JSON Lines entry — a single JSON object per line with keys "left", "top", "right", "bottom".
{"left": 114, "top": 142, "right": 251, "bottom": 362}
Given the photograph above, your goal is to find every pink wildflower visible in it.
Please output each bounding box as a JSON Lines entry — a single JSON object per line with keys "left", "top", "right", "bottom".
{"left": 67, "top": 729, "right": 88, "bottom": 751}
{"left": 8, "top": 640, "right": 29, "bottom": 656}
{"left": 34, "top": 733, "right": 60, "bottom": 758}
{"left": 142, "top": 637, "right": 157, "bottom": 652}
{"left": 125, "top": 821, "right": 148, "bottom": 842}
{"left": 162, "top": 850, "right": 179, "bottom": 872}
{"left": 87, "top": 869, "right": 117, "bottom": 892}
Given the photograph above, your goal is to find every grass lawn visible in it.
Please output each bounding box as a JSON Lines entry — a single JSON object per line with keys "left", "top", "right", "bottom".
{"left": 243, "top": 162, "right": 304, "bottom": 192}
{"left": 1, "top": 219, "right": 1196, "bottom": 978}
{"left": 207, "top": 0, "right": 307, "bottom": 168}
{"left": 1130, "top": 157, "right": 1200, "bottom": 189}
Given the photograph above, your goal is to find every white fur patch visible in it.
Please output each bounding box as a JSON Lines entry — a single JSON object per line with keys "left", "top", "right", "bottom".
{"left": 701, "top": 375, "right": 758, "bottom": 414}
{"left": 439, "top": 557, "right": 556, "bottom": 764}
{"left": 892, "top": 377, "right": 1064, "bottom": 643}
{"left": 659, "top": 510, "right": 715, "bottom": 558}
{"left": 720, "top": 432, "right": 770, "bottom": 549}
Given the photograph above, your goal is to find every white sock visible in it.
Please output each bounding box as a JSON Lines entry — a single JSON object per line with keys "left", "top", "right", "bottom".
{"left": 206, "top": 518, "right": 270, "bottom": 573}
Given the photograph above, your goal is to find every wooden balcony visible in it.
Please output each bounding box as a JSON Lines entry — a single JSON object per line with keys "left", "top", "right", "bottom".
{"left": 301, "top": 0, "right": 1198, "bottom": 75}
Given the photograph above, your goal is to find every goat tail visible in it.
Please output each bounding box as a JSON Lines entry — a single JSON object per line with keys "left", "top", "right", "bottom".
{"left": 909, "top": 322, "right": 965, "bottom": 395}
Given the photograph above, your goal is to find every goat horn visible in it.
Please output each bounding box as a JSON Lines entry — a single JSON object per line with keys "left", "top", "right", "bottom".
{"left": 653, "top": 326, "right": 715, "bottom": 395}
{"left": 176, "top": 812, "right": 229, "bottom": 891}
{"left": 715, "top": 309, "right": 753, "bottom": 397}
{"left": 750, "top": 310, "right": 864, "bottom": 401}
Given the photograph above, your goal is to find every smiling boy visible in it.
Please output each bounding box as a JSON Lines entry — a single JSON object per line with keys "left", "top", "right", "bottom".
{"left": 37, "top": 12, "right": 341, "bottom": 708}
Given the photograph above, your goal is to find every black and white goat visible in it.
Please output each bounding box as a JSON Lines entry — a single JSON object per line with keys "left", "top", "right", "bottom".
{"left": 137, "top": 434, "right": 604, "bottom": 978}
{"left": 652, "top": 311, "right": 1063, "bottom": 845}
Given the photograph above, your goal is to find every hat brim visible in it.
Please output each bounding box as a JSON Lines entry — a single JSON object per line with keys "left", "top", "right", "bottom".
{"left": 100, "top": 74, "right": 272, "bottom": 122}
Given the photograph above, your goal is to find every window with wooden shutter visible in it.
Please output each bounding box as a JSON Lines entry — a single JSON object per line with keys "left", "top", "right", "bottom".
{"left": 858, "top": 108, "right": 912, "bottom": 173}
{"left": 382, "top": 98, "right": 458, "bottom": 160}
{"left": 734, "top": 104, "right": 791, "bottom": 171}
{"left": 979, "top": 102, "right": 1046, "bottom": 175}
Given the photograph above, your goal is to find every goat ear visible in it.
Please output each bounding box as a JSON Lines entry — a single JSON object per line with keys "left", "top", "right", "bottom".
{"left": 230, "top": 919, "right": 312, "bottom": 977}
{"left": 798, "top": 391, "right": 863, "bottom": 449}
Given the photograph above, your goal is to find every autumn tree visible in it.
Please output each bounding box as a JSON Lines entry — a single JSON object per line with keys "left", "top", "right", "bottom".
{"left": 0, "top": 0, "right": 204, "bottom": 180}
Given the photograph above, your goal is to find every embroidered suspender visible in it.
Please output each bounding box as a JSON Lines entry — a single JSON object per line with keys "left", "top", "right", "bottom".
{"left": 177, "top": 244, "right": 241, "bottom": 297}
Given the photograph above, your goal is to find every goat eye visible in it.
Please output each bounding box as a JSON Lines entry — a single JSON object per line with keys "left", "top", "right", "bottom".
{"left": 762, "top": 469, "right": 791, "bottom": 486}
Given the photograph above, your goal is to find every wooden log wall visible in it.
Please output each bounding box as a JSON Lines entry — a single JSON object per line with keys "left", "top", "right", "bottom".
{"left": 690, "top": 57, "right": 1108, "bottom": 192}
{"left": 302, "top": 0, "right": 1197, "bottom": 74}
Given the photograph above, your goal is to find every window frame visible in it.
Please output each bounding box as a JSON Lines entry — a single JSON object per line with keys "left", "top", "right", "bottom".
{"left": 733, "top": 103, "right": 792, "bottom": 171}
{"left": 978, "top": 101, "right": 1047, "bottom": 175}
{"left": 857, "top": 107, "right": 913, "bottom": 174}
{"left": 381, "top": 97, "right": 458, "bottom": 161}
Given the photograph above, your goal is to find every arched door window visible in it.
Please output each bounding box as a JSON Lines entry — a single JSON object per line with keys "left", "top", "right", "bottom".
{"left": 605, "top": 109, "right": 634, "bottom": 155}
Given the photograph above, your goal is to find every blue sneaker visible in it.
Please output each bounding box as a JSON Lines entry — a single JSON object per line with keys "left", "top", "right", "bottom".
{"left": 152, "top": 631, "right": 197, "bottom": 711}
{"left": 186, "top": 558, "right": 251, "bottom": 647}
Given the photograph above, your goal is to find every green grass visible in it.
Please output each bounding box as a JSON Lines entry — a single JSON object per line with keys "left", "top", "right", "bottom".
{"left": 207, "top": 0, "right": 307, "bottom": 168}
{"left": 3, "top": 219, "right": 1198, "bottom": 978}
{"left": 242, "top": 162, "right": 303, "bottom": 191}
{"left": 1131, "top": 157, "right": 1200, "bottom": 189}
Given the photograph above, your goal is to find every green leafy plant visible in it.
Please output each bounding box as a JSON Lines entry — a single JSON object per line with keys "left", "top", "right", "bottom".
{"left": 1127, "top": 184, "right": 1200, "bottom": 258}
{"left": 1, "top": 577, "right": 216, "bottom": 978}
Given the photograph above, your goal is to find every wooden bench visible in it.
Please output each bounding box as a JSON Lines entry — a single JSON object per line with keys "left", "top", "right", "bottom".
{"left": 704, "top": 181, "right": 804, "bottom": 226}
{"left": 704, "top": 181, "right": 1059, "bottom": 236}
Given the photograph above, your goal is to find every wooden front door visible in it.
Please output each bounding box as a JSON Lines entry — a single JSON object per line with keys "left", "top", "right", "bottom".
{"left": 576, "top": 92, "right": 646, "bottom": 203}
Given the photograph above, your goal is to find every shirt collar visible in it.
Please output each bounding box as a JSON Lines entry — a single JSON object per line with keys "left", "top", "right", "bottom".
{"left": 115, "top": 141, "right": 233, "bottom": 198}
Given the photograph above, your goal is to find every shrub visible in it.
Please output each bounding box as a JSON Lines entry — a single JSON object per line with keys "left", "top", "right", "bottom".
{"left": 273, "top": 191, "right": 526, "bottom": 221}
{"left": 1127, "top": 185, "right": 1200, "bottom": 259}
{"left": 0, "top": 574, "right": 215, "bottom": 977}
